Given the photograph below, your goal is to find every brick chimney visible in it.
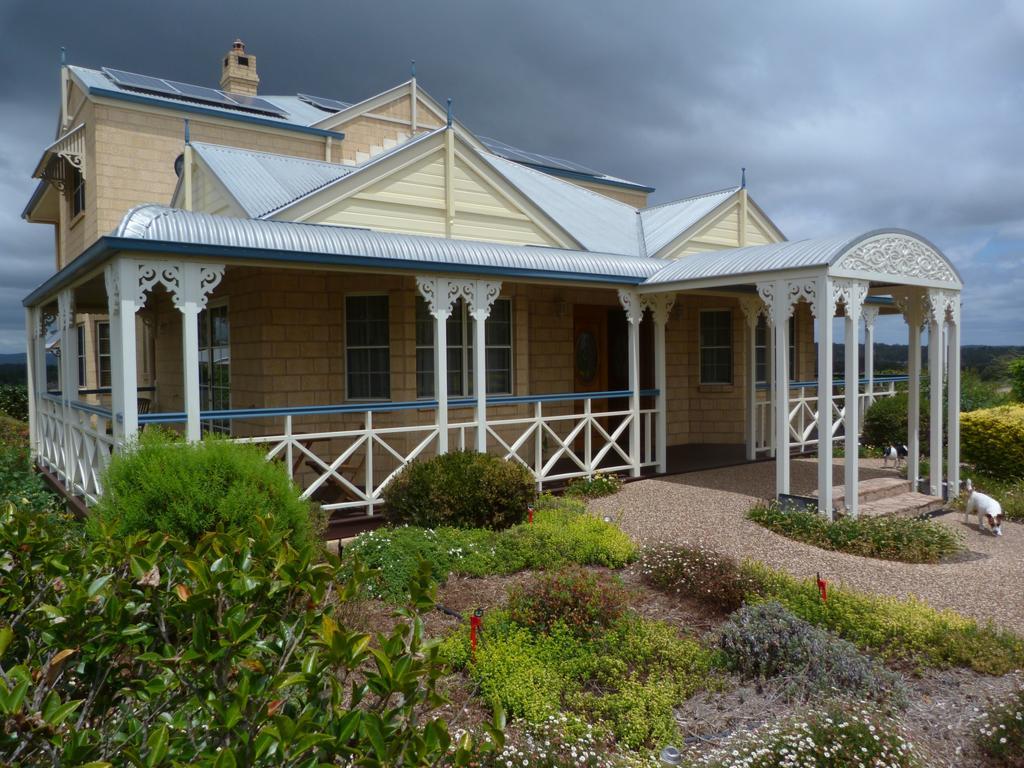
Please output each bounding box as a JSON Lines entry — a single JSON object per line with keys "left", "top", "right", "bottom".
{"left": 220, "top": 39, "right": 259, "bottom": 96}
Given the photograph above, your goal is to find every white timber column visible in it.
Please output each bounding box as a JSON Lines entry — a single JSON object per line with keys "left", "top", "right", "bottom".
{"left": 57, "top": 290, "right": 77, "bottom": 487}
{"left": 24, "top": 308, "right": 40, "bottom": 460}
{"left": 758, "top": 279, "right": 792, "bottom": 496}
{"left": 124, "top": 260, "right": 225, "bottom": 443}
{"left": 618, "top": 289, "right": 644, "bottom": 477}
{"left": 814, "top": 276, "right": 836, "bottom": 519}
{"left": 105, "top": 259, "right": 141, "bottom": 444}
{"left": 463, "top": 280, "right": 502, "bottom": 454}
{"left": 946, "top": 295, "right": 962, "bottom": 496}
{"left": 838, "top": 279, "right": 868, "bottom": 518}
{"left": 645, "top": 293, "right": 676, "bottom": 473}
{"left": 926, "top": 290, "right": 946, "bottom": 498}
{"left": 767, "top": 327, "right": 776, "bottom": 458}
{"left": 862, "top": 305, "right": 879, "bottom": 405}
{"left": 416, "top": 277, "right": 458, "bottom": 454}
{"left": 897, "top": 292, "right": 924, "bottom": 491}
{"left": 739, "top": 296, "right": 765, "bottom": 462}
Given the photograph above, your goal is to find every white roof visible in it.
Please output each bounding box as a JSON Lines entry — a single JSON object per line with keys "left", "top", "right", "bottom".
{"left": 640, "top": 188, "right": 739, "bottom": 254}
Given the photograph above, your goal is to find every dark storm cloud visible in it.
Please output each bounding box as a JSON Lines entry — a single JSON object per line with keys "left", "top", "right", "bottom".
{"left": 1, "top": 0, "right": 1022, "bottom": 350}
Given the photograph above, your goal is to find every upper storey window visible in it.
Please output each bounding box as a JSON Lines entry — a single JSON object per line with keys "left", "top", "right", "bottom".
{"left": 69, "top": 166, "right": 85, "bottom": 219}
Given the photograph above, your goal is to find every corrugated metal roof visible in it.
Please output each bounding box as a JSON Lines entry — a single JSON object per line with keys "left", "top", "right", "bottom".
{"left": 482, "top": 154, "right": 643, "bottom": 256}
{"left": 191, "top": 142, "right": 354, "bottom": 218}
{"left": 640, "top": 188, "right": 739, "bottom": 255}
{"left": 644, "top": 234, "right": 893, "bottom": 285}
{"left": 114, "top": 205, "right": 663, "bottom": 281}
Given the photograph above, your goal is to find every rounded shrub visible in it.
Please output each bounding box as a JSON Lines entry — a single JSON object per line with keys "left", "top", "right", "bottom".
{"left": 507, "top": 567, "right": 629, "bottom": 638}
{"left": 382, "top": 450, "right": 535, "bottom": 529}
{"left": 638, "top": 543, "right": 756, "bottom": 613}
{"left": 862, "top": 391, "right": 929, "bottom": 449}
{"left": 717, "top": 602, "right": 905, "bottom": 703}
{"left": 962, "top": 404, "right": 1024, "bottom": 479}
{"left": 88, "top": 429, "right": 319, "bottom": 549}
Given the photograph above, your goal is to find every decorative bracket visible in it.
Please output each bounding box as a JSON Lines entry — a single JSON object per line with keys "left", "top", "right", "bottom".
{"left": 105, "top": 258, "right": 225, "bottom": 317}
{"left": 617, "top": 289, "right": 644, "bottom": 325}
{"left": 833, "top": 278, "right": 869, "bottom": 317}
{"left": 457, "top": 280, "right": 502, "bottom": 320}
{"left": 926, "top": 288, "right": 959, "bottom": 327}
{"left": 861, "top": 305, "right": 880, "bottom": 332}
{"left": 640, "top": 293, "right": 677, "bottom": 326}
{"left": 738, "top": 295, "right": 767, "bottom": 328}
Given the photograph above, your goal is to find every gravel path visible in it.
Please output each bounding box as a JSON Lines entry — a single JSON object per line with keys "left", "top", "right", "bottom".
{"left": 588, "top": 457, "right": 1024, "bottom": 634}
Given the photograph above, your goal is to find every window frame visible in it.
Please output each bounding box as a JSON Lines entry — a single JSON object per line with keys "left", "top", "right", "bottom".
{"left": 699, "top": 308, "right": 734, "bottom": 385}
{"left": 69, "top": 166, "right": 85, "bottom": 221}
{"left": 755, "top": 315, "right": 798, "bottom": 384}
{"left": 95, "top": 321, "right": 111, "bottom": 389}
{"left": 414, "top": 296, "right": 514, "bottom": 398}
{"left": 344, "top": 293, "right": 391, "bottom": 402}
{"left": 198, "top": 300, "right": 231, "bottom": 436}
{"left": 76, "top": 323, "right": 86, "bottom": 389}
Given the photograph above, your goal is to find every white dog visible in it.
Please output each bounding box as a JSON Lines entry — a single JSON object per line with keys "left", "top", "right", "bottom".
{"left": 964, "top": 479, "right": 1004, "bottom": 536}
{"left": 882, "top": 444, "right": 908, "bottom": 468}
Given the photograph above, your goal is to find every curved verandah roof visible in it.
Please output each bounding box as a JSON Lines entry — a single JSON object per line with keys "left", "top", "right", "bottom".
{"left": 23, "top": 206, "right": 962, "bottom": 306}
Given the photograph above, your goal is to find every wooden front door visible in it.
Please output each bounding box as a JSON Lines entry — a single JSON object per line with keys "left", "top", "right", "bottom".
{"left": 573, "top": 306, "right": 608, "bottom": 394}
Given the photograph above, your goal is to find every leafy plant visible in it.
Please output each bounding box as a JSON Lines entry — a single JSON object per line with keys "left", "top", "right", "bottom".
{"left": 474, "top": 714, "right": 645, "bottom": 768}
{"left": 687, "top": 702, "right": 919, "bottom": 768}
{"left": 383, "top": 450, "right": 536, "bottom": 529}
{"left": 342, "top": 495, "right": 637, "bottom": 602}
{"left": 638, "top": 543, "right": 757, "bottom": 613}
{"left": 977, "top": 683, "right": 1024, "bottom": 767}
{"left": 862, "top": 391, "right": 930, "bottom": 450}
{"left": 564, "top": 472, "right": 623, "bottom": 499}
{"left": 961, "top": 404, "right": 1024, "bottom": 479}
{"left": 0, "top": 500, "right": 501, "bottom": 766}
{"left": 1010, "top": 356, "right": 1024, "bottom": 402}
{"left": 717, "top": 602, "right": 905, "bottom": 703}
{"left": 745, "top": 562, "right": 1024, "bottom": 674}
{"left": 0, "top": 425, "right": 60, "bottom": 515}
{"left": 88, "top": 429, "right": 321, "bottom": 550}
{"left": 0, "top": 383, "right": 28, "bottom": 422}
{"left": 747, "top": 501, "right": 963, "bottom": 563}
{"left": 507, "top": 568, "right": 629, "bottom": 639}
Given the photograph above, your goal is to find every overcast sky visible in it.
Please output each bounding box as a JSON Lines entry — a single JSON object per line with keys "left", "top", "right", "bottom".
{"left": 1, "top": 0, "right": 1022, "bottom": 352}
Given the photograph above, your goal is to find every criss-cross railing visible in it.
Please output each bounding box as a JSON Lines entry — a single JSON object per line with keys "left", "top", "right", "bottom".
{"left": 134, "top": 389, "right": 657, "bottom": 517}
{"left": 754, "top": 376, "right": 907, "bottom": 454}
{"left": 37, "top": 394, "right": 116, "bottom": 504}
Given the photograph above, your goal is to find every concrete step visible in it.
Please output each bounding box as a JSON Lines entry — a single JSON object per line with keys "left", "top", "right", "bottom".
{"left": 856, "top": 491, "right": 945, "bottom": 519}
{"left": 813, "top": 477, "right": 910, "bottom": 509}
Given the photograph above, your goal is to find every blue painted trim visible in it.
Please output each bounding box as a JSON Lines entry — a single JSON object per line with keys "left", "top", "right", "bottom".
{"left": 137, "top": 389, "right": 660, "bottom": 425}
{"left": 755, "top": 375, "right": 909, "bottom": 392}
{"left": 523, "top": 163, "right": 655, "bottom": 194}
{"left": 87, "top": 86, "right": 346, "bottom": 140}
{"left": 39, "top": 392, "right": 113, "bottom": 419}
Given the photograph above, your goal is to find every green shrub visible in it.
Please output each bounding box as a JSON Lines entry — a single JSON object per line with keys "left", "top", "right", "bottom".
{"left": 962, "top": 404, "right": 1024, "bottom": 478}
{"left": 717, "top": 602, "right": 905, "bottom": 703}
{"left": 745, "top": 562, "right": 1024, "bottom": 674}
{"left": 977, "top": 683, "right": 1024, "bottom": 767}
{"left": 0, "top": 383, "right": 28, "bottom": 422}
{"left": 343, "top": 495, "right": 637, "bottom": 602}
{"left": 747, "top": 502, "right": 963, "bottom": 563}
{"left": 0, "top": 427, "right": 59, "bottom": 515}
{"left": 0, "top": 500, "right": 498, "bottom": 766}
{"left": 88, "top": 429, "right": 319, "bottom": 550}
{"left": 474, "top": 714, "right": 642, "bottom": 768}
{"left": 638, "top": 543, "right": 757, "bottom": 613}
{"left": 442, "top": 605, "right": 719, "bottom": 750}
{"left": 508, "top": 568, "right": 629, "bottom": 639}
{"left": 961, "top": 369, "right": 1011, "bottom": 412}
{"left": 688, "top": 702, "right": 918, "bottom": 768}
{"left": 862, "top": 391, "right": 929, "bottom": 449}
{"left": 1010, "top": 357, "right": 1024, "bottom": 402}
{"left": 383, "top": 450, "right": 536, "bottom": 529}
{"left": 564, "top": 472, "right": 623, "bottom": 499}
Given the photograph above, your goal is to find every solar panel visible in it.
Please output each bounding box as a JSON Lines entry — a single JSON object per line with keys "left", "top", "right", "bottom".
{"left": 101, "top": 67, "right": 286, "bottom": 117}
{"left": 480, "top": 136, "right": 602, "bottom": 177}
{"left": 297, "top": 93, "right": 350, "bottom": 112}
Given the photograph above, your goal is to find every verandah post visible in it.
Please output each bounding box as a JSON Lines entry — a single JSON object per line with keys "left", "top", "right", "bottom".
{"left": 648, "top": 293, "right": 676, "bottom": 473}
{"left": 104, "top": 259, "right": 140, "bottom": 446}
{"left": 617, "top": 290, "right": 644, "bottom": 478}
{"left": 24, "top": 308, "right": 39, "bottom": 461}
{"left": 927, "top": 291, "right": 946, "bottom": 498}
{"left": 862, "top": 305, "right": 879, "bottom": 406}
{"left": 462, "top": 280, "right": 501, "bottom": 454}
{"left": 840, "top": 279, "right": 868, "bottom": 518}
{"left": 758, "top": 279, "right": 792, "bottom": 497}
{"left": 815, "top": 276, "right": 834, "bottom": 519}
{"left": 415, "top": 277, "right": 454, "bottom": 454}
{"left": 739, "top": 296, "right": 764, "bottom": 463}
{"left": 946, "top": 295, "right": 961, "bottom": 496}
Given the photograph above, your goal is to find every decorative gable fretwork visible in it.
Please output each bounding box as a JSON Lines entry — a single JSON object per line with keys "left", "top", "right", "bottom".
{"left": 834, "top": 234, "right": 959, "bottom": 285}
{"left": 35, "top": 124, "right": 86, "bottom": 192}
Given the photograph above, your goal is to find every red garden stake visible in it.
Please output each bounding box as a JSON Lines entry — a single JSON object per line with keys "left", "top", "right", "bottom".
{"left": 527, "top": 504, "right": 534, "bottom": 524}
{"left": 816, "top": 572, "right": 828, "bottom": 602}
{"left": 470, "top": 608, "right": 483, "bottom": 655}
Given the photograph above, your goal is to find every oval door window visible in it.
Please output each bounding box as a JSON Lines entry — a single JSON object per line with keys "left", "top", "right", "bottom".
{"left": 576, "top": 331, "right": 598, "bottom": 384}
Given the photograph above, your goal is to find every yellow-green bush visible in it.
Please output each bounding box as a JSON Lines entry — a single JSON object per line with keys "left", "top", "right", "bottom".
{"left": 962, "top": 404, "right": 1024, "bottom": 478}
